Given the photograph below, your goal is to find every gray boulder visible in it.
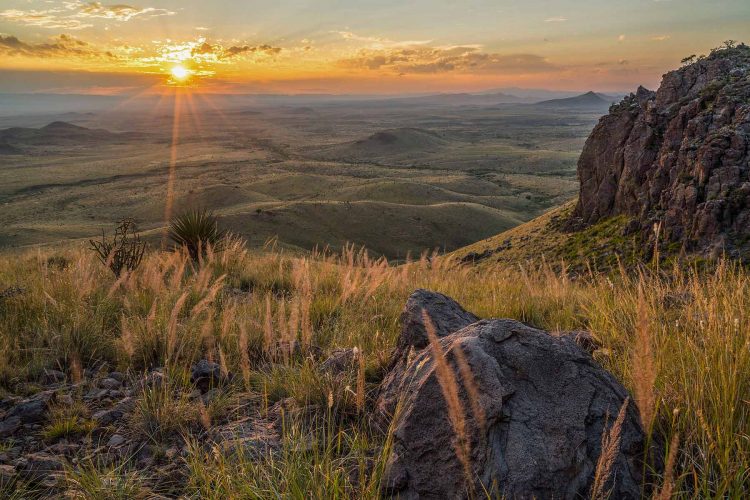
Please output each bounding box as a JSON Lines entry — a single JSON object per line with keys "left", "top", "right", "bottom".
{"left": 378, "top": 289, "right": 479, "bottom": 422}
{"left": 378, "top": 290, "right": 644, "bottom": 499}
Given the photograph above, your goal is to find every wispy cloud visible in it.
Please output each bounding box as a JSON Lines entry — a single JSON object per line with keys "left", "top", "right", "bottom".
{"left": 0, "top": 33, "right": 114, "bottom": 58}
{"left": 651, "top": 35, "right": 671, "bottom": 41}
{"left": 73, "top": 2, "right": 175, "bottom": 21}
{"left": 332, "top": 30, "right": 432, "bottom": 49}
{"left": 544, "top": 17, "right": 568, "bottom": 22}
{"left": 338, "top": 45, "right": 559, "bottom": 75}
{"left": 0, "top": 9, "right": 92, "bottom": 30}
{"left": 0, "top": 2, "right": 173, "bottom": 30}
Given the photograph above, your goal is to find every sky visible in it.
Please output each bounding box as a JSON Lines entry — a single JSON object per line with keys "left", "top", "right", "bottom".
{"left": 0, "top": 0, "right": 749, "bottom": 95}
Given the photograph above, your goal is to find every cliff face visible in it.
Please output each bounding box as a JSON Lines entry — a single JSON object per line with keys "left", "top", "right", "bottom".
{"left": 575, "top": 44, "right": 750, "bottom": 258}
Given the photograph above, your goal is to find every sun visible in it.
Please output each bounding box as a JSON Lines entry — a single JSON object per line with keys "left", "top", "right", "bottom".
{"left": 170, "top": 64, "right": 191, "bottom": 82}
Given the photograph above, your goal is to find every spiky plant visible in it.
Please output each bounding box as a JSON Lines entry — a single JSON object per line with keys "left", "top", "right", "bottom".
{"left": 168, "top": 208, "right": 226, "bottom": 261}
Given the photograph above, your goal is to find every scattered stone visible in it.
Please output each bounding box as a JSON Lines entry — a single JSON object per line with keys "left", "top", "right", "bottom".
{"left": 107, "top": 372, "right": 126, "bottom": 383}
{"left": 378, "top": 290, "right": 645, "bottom": 499}
{"left": 99, "top": 378, "right": 122, "bottom": 390}
{"left": 0, "top": 416, "right": 20, "bottom": 438}
{"left": 7, "top": 391, "right": 55, "bottom": 424}
{"left": 92, "top": 397, "right": 134, "bottom": 426}
{"left": 191, "top": 359, "right": 226, "bottom": 393}
{"left": 211, "top": 417, "right": 280, "bottom": 460}
{"left": 0, "top": 464, "right": 15, "bottom": 483}
{"left": 107, "top": 434, "right": 126, "bottom": 447}
{"left": 84, "top": 388, "right": 109, "bottom": 401}
{"left": 16, "top": 452, "right": 64, "bottom": 483}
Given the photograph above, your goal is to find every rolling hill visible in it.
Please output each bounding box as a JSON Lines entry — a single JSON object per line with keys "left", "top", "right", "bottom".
{"left": 534, "top": 91, "right": 613, "bottom": 109}
{"left": 310, "top": 128, "right": 450, "bottom": 162}
{"left": 0, "top": 121, "right": 139, "bottom": 151}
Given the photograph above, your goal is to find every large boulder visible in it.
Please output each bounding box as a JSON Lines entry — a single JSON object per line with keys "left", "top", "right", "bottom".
{"left": 378, "top": 290, "right": 645, "bottom": 499}
{"left": 377, "top": 289, "right": 479, "bottom": 422}
{"left": 574, "top": 44, "right": 750, "bottom": 259}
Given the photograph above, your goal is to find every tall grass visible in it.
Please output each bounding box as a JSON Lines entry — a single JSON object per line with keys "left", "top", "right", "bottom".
{"left": 0, "top": 241, "right": 747, "bottom": 496}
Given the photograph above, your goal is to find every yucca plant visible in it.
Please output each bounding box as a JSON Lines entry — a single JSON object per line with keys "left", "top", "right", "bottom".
{"left": 168, "top": 208, "right": 227, "bottom": 261}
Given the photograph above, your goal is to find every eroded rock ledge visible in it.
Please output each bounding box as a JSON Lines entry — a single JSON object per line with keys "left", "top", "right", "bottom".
{"left": 574, "top": 44, "right": 750, "bottom": 259}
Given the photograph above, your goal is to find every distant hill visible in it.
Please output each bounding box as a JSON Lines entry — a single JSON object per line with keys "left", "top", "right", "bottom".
{"left": 534, "top": 91, "right": 613, "bottom": 109}
{"left": 311, "top": 127, "right": 450, "bottom": 162}
{"left": 0, "top": 139, "right": 21, "bottom": 155}
{"left": 0, "top": 121, "right": 138, "bottom": 152}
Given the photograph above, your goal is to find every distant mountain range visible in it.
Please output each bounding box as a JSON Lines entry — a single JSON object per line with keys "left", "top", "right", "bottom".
{"left": 0, "top": 89, "right": 628, "bottom": 118}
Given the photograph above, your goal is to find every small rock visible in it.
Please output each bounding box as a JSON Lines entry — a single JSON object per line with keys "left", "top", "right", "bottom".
{"left": 107, "top": 434, "right": 126, "bottom": 447}
{"left": 0, "top": 416, "right": 20, "bottom": 438}
{"left": 92, "top": 397, "right": 134, "bottom": 426}
{"left": 16, "top": 452, "right": 64, "bottom": 483}
{"left": 84, "top": 388, "right": 109, "bottom": 401}
{"left": 191, "top": 359, "right": 226, "bottom": 393}
{"left": 7, "top": 391, "right": 55, "bottom": 424}
{"left": 108, "top": 372, "right": 126, "bottom": 383}
{"left": 99, "top": 378, "right": 121, "bottom": 390}
{"left": 0, "top": 463, "right": 15, "bottom": 482}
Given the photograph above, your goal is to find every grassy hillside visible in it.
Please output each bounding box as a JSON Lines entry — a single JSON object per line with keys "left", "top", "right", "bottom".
{"left": 449, "top": 200, "right": 654, "bottom": 273}
{"left": 0, "top": 239, "right": 747, "bottom": 497}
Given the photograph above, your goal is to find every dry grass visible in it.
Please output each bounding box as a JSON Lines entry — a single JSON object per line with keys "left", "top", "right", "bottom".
{"left": 0, "top": 239, "right": 747, "bottom": 497}
{"left": 423, "top": 311, "right": 473, "bottom": 491}
{"left": 591, "top": 398, "right": 629, "bottom": 499}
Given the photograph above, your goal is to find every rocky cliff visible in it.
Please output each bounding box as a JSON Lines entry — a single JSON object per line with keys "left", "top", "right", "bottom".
{"left": 574, "top": 43, "right": 750, "bottom": 259}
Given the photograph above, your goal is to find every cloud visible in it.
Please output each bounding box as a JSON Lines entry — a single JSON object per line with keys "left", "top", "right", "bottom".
{"left": 74, "top": 2, "right": 175, "bottom": 21}
{"left": 618, "top": 34, "right": 626, "bottom": 42}
{"left": 544, "top": 17, "right": 568, "bottom": 22}
{"left": 0, "top": 2, "right": 173, "bottom": 29}
{"left": 0, "top": 9, "right": 92, "bottom": 30}
{"left": 338, "top": 45, "right": 558, "bottom": 75}
{"left": 190, "top": 41, "right": 282, "bottom": 60}
{"left": 651, "top": 35, "right": 671, "bottom": 41}
{"left": 0, "top": 33, "right": 114, "bottom": 59}
{"left": 332, "top": 30, "right": 432, "bottom": 48}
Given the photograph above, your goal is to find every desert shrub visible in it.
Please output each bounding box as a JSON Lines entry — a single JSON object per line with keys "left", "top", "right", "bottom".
{"left": 168, "top": 208, "right": 226, "bottom": 261}
{"left": 89, "top": 218, "right": 146, "bottom": 276}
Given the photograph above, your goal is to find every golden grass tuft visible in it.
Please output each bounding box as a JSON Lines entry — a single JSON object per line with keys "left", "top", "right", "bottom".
{"left": 591, "top": 398, "right": 629, "bottom": 500}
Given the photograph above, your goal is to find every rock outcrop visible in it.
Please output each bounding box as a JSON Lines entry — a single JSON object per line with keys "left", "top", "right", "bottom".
{"left": 378, "top": 290, "right": 645, "bottom": 499}
{"left": 574, "top": 43, "right": 750, "bottom": 258}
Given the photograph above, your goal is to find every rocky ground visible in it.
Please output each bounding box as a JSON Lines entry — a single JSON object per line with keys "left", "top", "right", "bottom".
{"left": 0, "top": 361, "right": 285, "bottom": 497}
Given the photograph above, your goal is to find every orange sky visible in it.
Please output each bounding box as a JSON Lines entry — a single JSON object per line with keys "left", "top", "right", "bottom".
{"left": 1, "top": 0, "right": 749, "bottom": 94}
